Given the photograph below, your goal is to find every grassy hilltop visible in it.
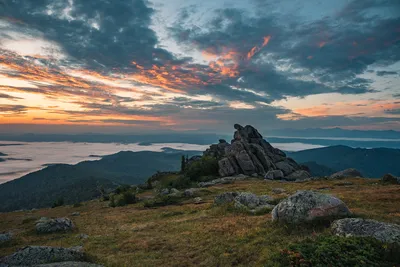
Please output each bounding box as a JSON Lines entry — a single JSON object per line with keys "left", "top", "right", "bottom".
{"left": 1, "top": 177, "right": 399, "bottom": 266}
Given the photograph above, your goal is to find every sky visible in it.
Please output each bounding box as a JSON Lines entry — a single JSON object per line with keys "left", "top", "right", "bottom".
{"left": 0, "top": 0, "right": 399, "bottom": 134}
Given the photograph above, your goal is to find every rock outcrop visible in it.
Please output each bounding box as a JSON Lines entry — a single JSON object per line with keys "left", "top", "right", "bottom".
{"left": 331, "top": 218, "right": 400, "bottom": 244}
{"left": 0, "top": 246, "right": 86, "bottom": 266}
{"left": 205, "top": 124, "right": 309, "bottom": 180}
{"left": 36, "top": 218, "right": 75, "bottom": 234}
{"left": 272, "top": 190, "right": 351, "bottom": 223}
{"left": 381, "top": 173, "right": 400, "bottom": 184}
{"left": 329, "top": 168, "right": 363, "bottom": 179}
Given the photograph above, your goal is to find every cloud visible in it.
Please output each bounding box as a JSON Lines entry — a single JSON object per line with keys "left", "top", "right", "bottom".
{"left": 376, "top": 71, "right": 398, "bottom": 76}
{"left": 385, "top": 108, "right": 400, "bottom": 114}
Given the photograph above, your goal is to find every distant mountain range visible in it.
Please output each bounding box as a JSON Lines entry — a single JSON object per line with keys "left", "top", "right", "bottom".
{"left": 0, "top": 150, "right": 200, "bottom": 212}
{"left": 267, "top": 128, "right": 400, "bottom": 139}
{"left": 288, "top": 145, "right": 400, "bottom": 178}
{"left": 2, "top": 144, "right": 400, "bottom": 212}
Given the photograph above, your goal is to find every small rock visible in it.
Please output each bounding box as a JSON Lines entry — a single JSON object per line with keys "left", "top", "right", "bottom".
{"left": 71, "top": 212, "right": 80, "bottom": 216}
{"left": 36, "top": 218, "right": 75, "bottom": 234}
{"left": 331, "top": 218, "right": 400, "bottom": 244}
{"left": 286, "top": 170, "right": 311, "bottom": 181}
{"left": 264, "top": 170, "right": 284, "bottom": 180}
{"left": 235, "top": 192, "right": 260, "bottom": 209}
{"left": 272, "top": 188, "right": 286, "bottom": 194}
{"left": 272, "top": 190, "right": 351, "bottom": 224}
{"left": 330, "top": 168, "right": 363, "bottom": 179}
{"left": 214, "top": 192, "right": 239, "bottom": 205}
{"left": 76, "top": 234, "right": 89, "bottom": 240}
{"left": 0, "top": 232, "right": 12, "bottom": 244}
{"left": 160, "top": 188, "right": 170, "bottom": 195}
{"left": 170, "top": 188, "right": 180, "bottom": 194}
{"left": 194, "top": 197, "right": 202, "bottom": 204}
{"left": 0, "top": 246, "right": 84, "bottom": 266}
{"left": 184, "top": 188, "right": 200, "bottom": 197}
{"left": 381, "top": 173, "right": 400, "bottom": 184}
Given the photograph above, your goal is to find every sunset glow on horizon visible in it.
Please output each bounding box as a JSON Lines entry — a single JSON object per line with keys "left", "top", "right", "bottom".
{"left": 0, "top": 0, "right": 399, "bottom": 132}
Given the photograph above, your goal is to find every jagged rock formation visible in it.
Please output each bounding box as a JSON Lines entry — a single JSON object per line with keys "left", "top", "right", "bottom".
{"left": 204, "top": 124, "right": 310, "bottom": 180}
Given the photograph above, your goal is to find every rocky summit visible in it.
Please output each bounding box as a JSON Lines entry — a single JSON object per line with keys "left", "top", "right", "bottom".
{"left": 204, "top": 124, "right": 310, "bottom": 180}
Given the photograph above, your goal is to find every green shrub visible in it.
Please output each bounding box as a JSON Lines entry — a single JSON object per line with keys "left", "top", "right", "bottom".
{"left": 143, "top": 195, "right": 184, "bottom": 208}
{"left": 73, "top": 202, "right": 83, "bottom": 208}
{"left": 51, "top": 197, "right": 64, "bottom": 208}
{"left": 110, "top": 191, "right": 137, "bottom": 207}
{"left": 267, "top": 235, "right": 400, "bottom": 267}
{"left": 114, "top": 184, "right": 132, "bottom": 194}
{"left": 168, "top": 175, "right": 194, "bottom": 189}
{"left": 184, "top": 156, "right": 219, "bottom": 181}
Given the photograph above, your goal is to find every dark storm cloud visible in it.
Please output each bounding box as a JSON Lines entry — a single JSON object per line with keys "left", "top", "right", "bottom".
{"left": 170, "top": 0, "right": 399, "bottom": 100}
{"left": 0, "top": 0, "right": 176, "bottom": 70}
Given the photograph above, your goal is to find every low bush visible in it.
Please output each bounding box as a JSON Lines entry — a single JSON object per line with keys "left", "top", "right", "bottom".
{"left": 184, "top": 156, "right": 219, "bottom": 181}
{"left": 51, "top": 197, "right": 64, "bottom": 208}
{"left": 109, "top": 191, "right": 137, "bottom": 207}
{"left": 267, "top": 235, "right": 400, "bottom": 267}
{"left": 143, "top": 195, "right": 184, "bottom": 208}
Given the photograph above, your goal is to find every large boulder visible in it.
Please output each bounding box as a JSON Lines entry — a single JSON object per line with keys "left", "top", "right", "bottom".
{"left": 381, "top": 173, "right": 400, "bottom": 184}
{"left": 36, "top": 218, "right": 75, "bottom": 234}
{"left": 214, "top": 192, "right": 239, "bottom": 205}
{"left": 207, "top": 124, "right": 309, "bottom": 179}
{"left": 330, "top": 168, "right": 363, "bottom": 179}
{"left": 331, "top": 218, "right": 400, "bottom": 244}
{"left": 272, "top": 191, "right": 351, "bottom": 223}
{"left": 0, "top": 246, "right": 85, "bottom": 266}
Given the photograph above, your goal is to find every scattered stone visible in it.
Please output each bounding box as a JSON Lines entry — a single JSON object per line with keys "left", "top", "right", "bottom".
{"left": 0, "top": 232, "right": 12, "bottom": 244}
{"left": 198, "top": 175, "right": 250, "bottom": 187}
{"left": 36, "top": 218, "right": 75, "bottom": 234}
{"left": 0, "top": 246, "right": 85, "bottom": 266}
{"left": 194, "top": 197, "right": 203, "bottom": 204}
{"left": 272, "top": 188, "right": 286, "bottom": 194}
{"left": 214, "top": 192, "right": 238, "bottom": 205}
{"left": 264, "top": 170, "right": 284, "bottom": 180}
{"left": 331, "top": 218, "right": 400, "bottom": 244}
{"left": 285, "top": 170, "right": 311, "bottom": 181}
{"left": 381, "top": 173, "right": 400, "bottom": 184}
{"left": 71, "top": 212, "right": 80, "bottom": 216}
{"left": 330, "top": 168, "right": 363, "bottom": 179}
{"left": 214, "top": 192, "right": 275, "bottom": 214}
{"left": 160, "top": 188, "right": 170, "bottom": 195}
{"left": 76, "top": 234, "right": 89, "bottom": 240}
{"left": 170, "top": 188, "right": 180, "bottom": 194}
{"left": 183, "top": 188, "right": 200, "bottom": 197}
{"left": 272, "top": 190, "right": 351, "bottom": 224}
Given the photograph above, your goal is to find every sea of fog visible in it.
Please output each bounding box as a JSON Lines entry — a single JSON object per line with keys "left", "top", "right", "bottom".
{"left": 0, "top": 141, "right": 324, "bottom": 183}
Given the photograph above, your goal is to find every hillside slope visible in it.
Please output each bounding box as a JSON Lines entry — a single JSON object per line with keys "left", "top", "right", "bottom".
{"left": 288, "top": 145, "right": 400, "bottom": 177}
{"left": 1, "top": 178, "right": 399, "bottom": 266}
{"left": 0, "top": 150, "right": 200, "bottom": 212}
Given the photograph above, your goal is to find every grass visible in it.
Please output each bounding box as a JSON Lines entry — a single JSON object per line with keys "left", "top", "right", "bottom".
{"left": 0, "top": 178, "right": 399, "bottom": 266}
